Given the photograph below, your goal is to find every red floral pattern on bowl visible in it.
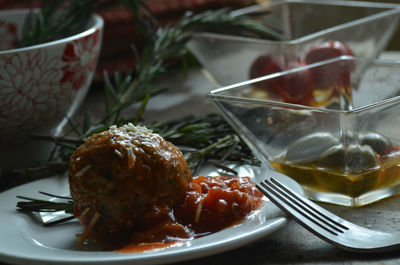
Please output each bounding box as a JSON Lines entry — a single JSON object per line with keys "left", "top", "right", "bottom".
{"left": 0, "top": 9, "right": 103, "bottom": 168}
{"left": 61, "top": 32, "right": 101, "bottom": 90}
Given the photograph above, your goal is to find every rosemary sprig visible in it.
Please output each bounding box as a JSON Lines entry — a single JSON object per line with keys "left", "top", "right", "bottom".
{"left": 16, "top": 192, "right": 75, "bottom": 226}
{"left": 150, "top": 114, "right": 260, "bottom": 174}
{"left": 120, "top": 0, "right": 158, "bottom": 39}
{"left": 0, "top": 162, "right": 69, "bottom": 192}
{"left": 174, "top": 8, "right": 283, "bottom": 40}
{"left": 101, "top": 6, "right": 283, "bottom": 125}
{"left": 17, "top": 193, "right": 73, "bottom": 214}
{"left": 19, "top": 0, "right": 97, "bottom": 47}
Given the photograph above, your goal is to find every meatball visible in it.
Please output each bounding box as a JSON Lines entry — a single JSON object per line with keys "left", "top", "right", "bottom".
{"left": 69, "top": 123, "right": 193, "bottom": 243}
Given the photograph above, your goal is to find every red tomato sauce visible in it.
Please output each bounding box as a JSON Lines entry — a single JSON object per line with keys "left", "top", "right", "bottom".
{"left": 175, "top": 175, "right": 264, "bottom": 234}
{"left": 117, "top": 175, "right": 264, "bottom": 253}
{"left": 118, "top": 241, "right": 186, "bottom": 253}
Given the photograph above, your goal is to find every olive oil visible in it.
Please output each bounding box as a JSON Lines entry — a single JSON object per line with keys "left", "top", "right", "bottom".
{"left": 270, "top": 153, "right": 400, "bottom": 206}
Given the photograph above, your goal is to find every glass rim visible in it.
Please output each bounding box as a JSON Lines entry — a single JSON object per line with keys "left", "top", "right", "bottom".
{"left": 208, "top": 56, "right": 400, "bottom": 114}
{"left": 192, "top": 0, "right": 400, "bottom": 45}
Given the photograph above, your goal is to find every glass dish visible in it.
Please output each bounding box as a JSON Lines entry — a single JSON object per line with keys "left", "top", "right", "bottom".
{"left": 187, "top": 0, "right": 400, "bottom": 86}
{"left": 208, "top": 56, "right": 400, "bottom": 207}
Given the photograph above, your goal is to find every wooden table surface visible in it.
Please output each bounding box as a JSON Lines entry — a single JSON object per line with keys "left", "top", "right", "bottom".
{"left": 2, "top": 52, "right": 400, "bottom": 265}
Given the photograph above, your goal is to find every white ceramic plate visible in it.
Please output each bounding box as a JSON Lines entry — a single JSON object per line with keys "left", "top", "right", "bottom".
{"left": 0, "top": 165, "right": 303, "bottom": 265}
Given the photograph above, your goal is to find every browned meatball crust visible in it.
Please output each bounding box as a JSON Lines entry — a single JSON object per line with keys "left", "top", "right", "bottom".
{"left": 69, "top": 124, "right": 193, "bottom": 243}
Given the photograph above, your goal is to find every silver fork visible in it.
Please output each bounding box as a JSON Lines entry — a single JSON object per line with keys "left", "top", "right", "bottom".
{"left": 256, "top": 171, "right": 400, "bottom": 253}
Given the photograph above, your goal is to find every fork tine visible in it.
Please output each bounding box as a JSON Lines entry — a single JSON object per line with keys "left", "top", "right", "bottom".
{"left": 266, "top": 177, "right": 348, "bottom": 234}
{"left": 256, "top": 176, "right": 348, "bottom": 237}
{"left": 257, "top": 174, "right": 400, "bottom": 253}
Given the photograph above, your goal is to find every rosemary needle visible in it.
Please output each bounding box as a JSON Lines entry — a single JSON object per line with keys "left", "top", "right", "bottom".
{"left": 16, "top": 192, "right": 73, "bottom": 214}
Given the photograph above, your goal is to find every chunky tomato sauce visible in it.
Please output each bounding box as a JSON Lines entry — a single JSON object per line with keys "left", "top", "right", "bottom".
{"left": 116, "top": 175, "right": 264, "bottom": 252}
{"left": 175, "top": 175, "right": 264, "bottom": 233}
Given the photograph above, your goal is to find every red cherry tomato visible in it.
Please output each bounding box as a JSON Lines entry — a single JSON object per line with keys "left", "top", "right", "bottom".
{"left": 305, "top": 40, "right": 354, "bottom": 65}
{"left": 278, "top": 60, "right": 314, "bottom": 105}
{"left": 249, "top": 55, "right": 314, "bottom": 105}
{"left": 249, "top": 55, "right": 284, "bottom": 99}
{"left": 305, "top": 41, "right": 354, "bottom": 89}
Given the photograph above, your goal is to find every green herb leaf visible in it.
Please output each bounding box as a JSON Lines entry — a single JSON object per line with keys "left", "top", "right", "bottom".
{"left": 19, "top": 0, "right": 97, "bottom": 47}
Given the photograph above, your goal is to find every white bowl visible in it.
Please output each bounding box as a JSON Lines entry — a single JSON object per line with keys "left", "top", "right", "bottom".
{"left": 0, "top": 9, "right": 104, "bottom": 169}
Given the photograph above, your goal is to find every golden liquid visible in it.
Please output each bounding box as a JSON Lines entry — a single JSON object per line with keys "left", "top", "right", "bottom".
{"left": 270, "top": 154, "right": 400, "bottom": 198}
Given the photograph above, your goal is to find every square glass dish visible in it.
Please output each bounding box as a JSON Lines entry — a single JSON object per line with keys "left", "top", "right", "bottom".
{"left": 208, "top": 56, "right": 400, "bottom": 207}
{"left": 187, "top": 0, "right": 400, "bottom": 87}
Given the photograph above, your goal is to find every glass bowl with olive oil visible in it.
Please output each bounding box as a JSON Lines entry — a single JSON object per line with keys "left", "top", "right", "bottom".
{"left": 208, "top": 56, "right": 400, "bottom": 207}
